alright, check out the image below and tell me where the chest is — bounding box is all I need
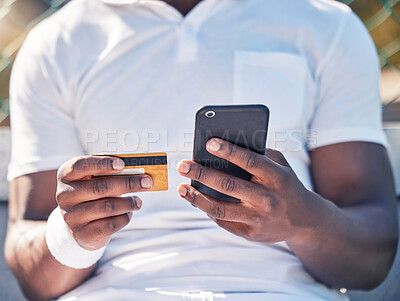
[71,9,317,155]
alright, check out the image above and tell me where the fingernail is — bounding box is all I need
[112,158,125,170]
[207,139,220,152]
[178,185,188,197]
[141,177,153,189]
[133,196,142,208]
[178,161,191,174]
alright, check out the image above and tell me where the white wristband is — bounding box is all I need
[46,206,106,269]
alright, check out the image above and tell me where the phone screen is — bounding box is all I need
[192,105,269,202]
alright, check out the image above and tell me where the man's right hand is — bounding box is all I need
[56,156,153,251]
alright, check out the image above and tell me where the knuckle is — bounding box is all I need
[186,189,196,203]
[91,224,104,237]
[55,190,65,203]
[261,194,277,213]
[71,157,87,172]
[56,187,69,204]
[130,197,138,209]
[270,170,284,189]
[97,158,113,171]
[245,153,258,170]
[79,222,113,249]
[231,210,242,220]
[123,213,130,225]
[106,219,117,233]
[56,166,65,182]
[70,226,83,241]
[187,189,200,206]
[220,177,236,193]
[210,206,226,219]
[224,143,234,159]
[250,213,263,224]
[92,178,109,195]
[194,165,206,181]
[82,201,95,213]
[125,176,139,191]
[58,160,74,181]
[103,199,115,215]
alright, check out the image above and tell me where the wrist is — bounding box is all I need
[46,206,106,269]
[285,189,337,248]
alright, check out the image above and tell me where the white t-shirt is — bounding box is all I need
[8,0,387,300]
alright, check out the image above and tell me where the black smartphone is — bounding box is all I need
[192,104,270,202]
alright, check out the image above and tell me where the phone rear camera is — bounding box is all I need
[205,111,215,118]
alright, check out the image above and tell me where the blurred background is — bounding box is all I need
[0,0,399,127]
[0,0,399,300]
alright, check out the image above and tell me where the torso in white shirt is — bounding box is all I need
[9,0,387,300]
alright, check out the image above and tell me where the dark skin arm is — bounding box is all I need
[4,170,95,301]
[5,156,153,300]
[177,139,398,289]
[294,141,398,289]
[4,0,196,297]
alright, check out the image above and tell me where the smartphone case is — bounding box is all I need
[192,105,269,202]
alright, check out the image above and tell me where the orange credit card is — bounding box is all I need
[93,153,168,191]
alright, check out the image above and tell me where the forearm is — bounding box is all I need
[287,191,398,290]
[5,220,95,301]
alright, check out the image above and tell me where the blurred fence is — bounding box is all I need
[0,0,69,126]
[0,0,400,126]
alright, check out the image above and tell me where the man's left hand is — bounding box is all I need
[177,138,317,244]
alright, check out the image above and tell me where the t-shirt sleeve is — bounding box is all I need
[308,11,388,150]
[7,22,85,181]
